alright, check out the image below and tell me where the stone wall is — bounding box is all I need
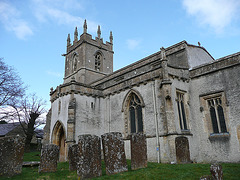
[190,63,240,163]
[42,109,51,145]
[50,94,70,142]
[186,45,214,69]
[74,95,105,139]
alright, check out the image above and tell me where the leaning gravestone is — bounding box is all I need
[77,134,102,179]
[131,132,147,170]
[38,144,59,173]
[210,163,223,180]
[0,136,25,177]
[68,144,79,171]
[101,132,128,175]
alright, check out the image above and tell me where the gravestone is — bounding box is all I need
[101,132,128,175]
[0,136,25,177]
[68,144,79,171]
[38,144,59,173]
[77,134,101,179]
[175,136,191,163]
[131,132,147,170]
[210,164,223,180]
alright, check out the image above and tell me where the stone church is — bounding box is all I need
[43,20,240,163]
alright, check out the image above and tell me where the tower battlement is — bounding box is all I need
[66,20,113,54]
[62,20,114,84]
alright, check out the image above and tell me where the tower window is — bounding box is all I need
[129,93,143,133]
[176,91,188,130]
[73,57,78,72]
[95,53,101,71]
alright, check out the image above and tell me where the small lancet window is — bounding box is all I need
[176,91,188,130]
[95,53,101,71]
[73,56,78,72]
[207,97,227,133]
[129,93,143,133]
[58,100,61,114]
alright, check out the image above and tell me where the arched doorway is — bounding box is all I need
[52,121,66,162]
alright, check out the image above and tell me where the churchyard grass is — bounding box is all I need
[1,151,240,180]
[23,151,41,162]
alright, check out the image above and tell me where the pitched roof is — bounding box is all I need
[0,122,21,136]
[34,128,44,138]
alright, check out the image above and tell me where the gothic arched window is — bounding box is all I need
[207,97,227,133]
[176,91,188,130]
[129,93,143,133]
[95,53,101,71]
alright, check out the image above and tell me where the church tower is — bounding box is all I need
[63,20,114,84]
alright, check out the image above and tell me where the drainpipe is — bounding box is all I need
[108,95,111,132]
[152,81,160,163]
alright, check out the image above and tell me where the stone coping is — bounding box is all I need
[190,51,240,78]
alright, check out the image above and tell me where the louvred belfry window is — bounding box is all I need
[95,53,101,71]
[129,93,143,133]
[73,57,77,72]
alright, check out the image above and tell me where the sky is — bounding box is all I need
[0,0,240,109]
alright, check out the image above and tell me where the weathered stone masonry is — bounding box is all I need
[43,20,240,163]
[38,144,59,173]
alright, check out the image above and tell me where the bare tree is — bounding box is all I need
[0,58,26,108]
[17,94,46,151]
[2,94,47,151]
[0,58,46,151]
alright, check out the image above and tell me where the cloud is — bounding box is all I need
[126,39,141,50]
[0,1,33,39]
[31,0,98,33]
[47,71,62,77]
[182,0,240,33]
[32,0,83,11]
[46,8,83,25]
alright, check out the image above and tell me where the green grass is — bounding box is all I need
[23,151,41,162]
[1,152,240,180]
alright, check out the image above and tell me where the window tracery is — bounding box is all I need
[207,97,227,133]
[129,93,143,133]
[200,92,229,136]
